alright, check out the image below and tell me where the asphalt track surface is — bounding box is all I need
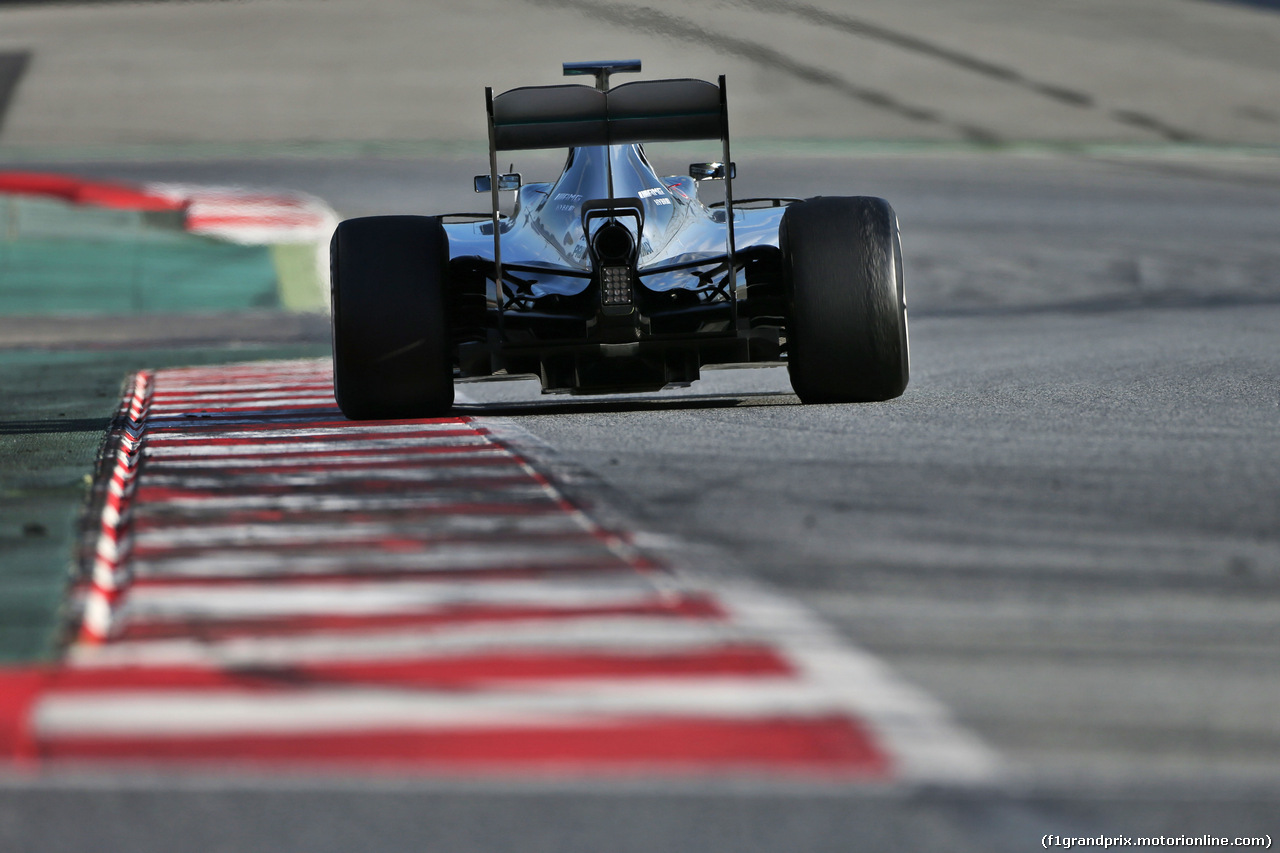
[1,150,1277,852]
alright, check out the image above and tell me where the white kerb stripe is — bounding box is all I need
[120,576,675,618]
[67,616,756,668]
[35,679,858,737]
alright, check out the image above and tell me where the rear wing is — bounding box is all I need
[483,66,737,302]
[486,78,724,151]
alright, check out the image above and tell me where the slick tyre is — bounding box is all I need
[330,215,454,419]
[781,196,909,403]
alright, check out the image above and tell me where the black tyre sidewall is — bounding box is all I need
[782,196,909,403]
[331,215,453,419]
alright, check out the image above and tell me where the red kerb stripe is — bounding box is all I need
[39,716,888,775]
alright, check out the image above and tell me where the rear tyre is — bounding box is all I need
[781,196,909,403]
[330,215,454,419]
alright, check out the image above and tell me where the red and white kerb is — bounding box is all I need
[2,360,995,783]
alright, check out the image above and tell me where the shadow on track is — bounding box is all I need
[452,391,799,418]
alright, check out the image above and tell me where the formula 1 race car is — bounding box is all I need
[330,60,908,418]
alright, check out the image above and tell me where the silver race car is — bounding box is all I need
[330,60,909,418]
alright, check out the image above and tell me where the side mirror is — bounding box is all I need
[689,162,735,181]
[474,173,522,193]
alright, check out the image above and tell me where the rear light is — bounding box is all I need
[602,266,632,305]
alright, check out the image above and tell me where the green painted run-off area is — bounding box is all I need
[0,194,302,314]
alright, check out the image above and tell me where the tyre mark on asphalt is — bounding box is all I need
[524,0,1003,143]
[1209,0,1280,11]
[0,51,31,139]
[532,0,1203,144]
[736,0,1096,107]
[730,0,1203,143]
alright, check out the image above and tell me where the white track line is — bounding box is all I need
[715,587,999,785]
